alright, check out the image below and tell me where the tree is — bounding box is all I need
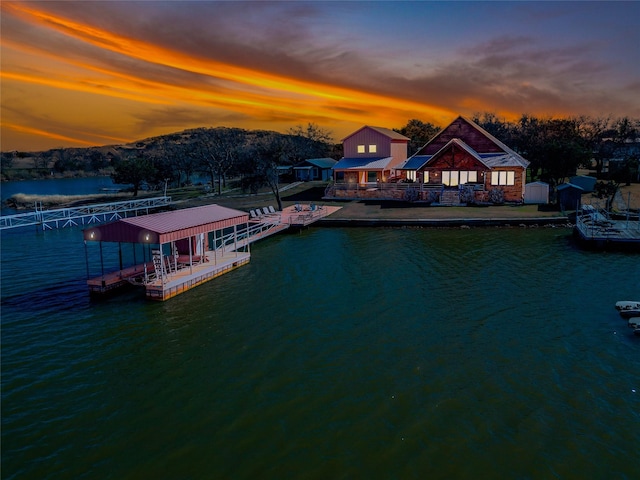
[239,133,293,210]
[287,123,334,163]
[394,119,440,155]
[111,155,156,196]
[512,115,590,187]
[192,127,246,195]
[288,122,333,144]
[471,112,515,145]
[579,116,612,177]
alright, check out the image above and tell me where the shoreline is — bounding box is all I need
[318,216,571,228]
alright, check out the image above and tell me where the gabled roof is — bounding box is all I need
[557,183,584,192]
[84,204,248,244]
[418,138,489,169]
[333,157,394,170]
[415,115,529,168]
[341,126,409,142]
[296,157,337,169]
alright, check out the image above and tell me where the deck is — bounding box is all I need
[144,250,250,300]
[88,250,250,300]
[575,206,640,248]
[279,204,342,227]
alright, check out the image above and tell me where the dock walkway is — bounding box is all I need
[1,196,172,231]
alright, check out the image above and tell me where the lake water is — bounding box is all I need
[1,179,639,479]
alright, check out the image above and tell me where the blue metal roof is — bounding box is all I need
[333,157,393,170]
[303,158,337,169]
[396,155,432,170]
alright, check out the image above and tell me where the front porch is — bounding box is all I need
[324,182,491,205]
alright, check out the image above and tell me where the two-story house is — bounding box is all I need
[332,126,409,185]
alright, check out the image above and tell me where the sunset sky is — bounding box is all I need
[2,1,639,152]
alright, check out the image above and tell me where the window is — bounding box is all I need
[367,171,378,182]
[357,145,365,153]
[407,170,416,181]
[442,171,478,186]
[423,171,429,183]
[368,144,377,153]
[335,171,344,181]
[491,171,515,186]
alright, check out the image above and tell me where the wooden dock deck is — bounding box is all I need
[87,250,250,300]
[279,204,342,227]
[575,206,640,248]
[144,250,250,300]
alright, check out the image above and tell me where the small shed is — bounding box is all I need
[557,183,584,211]
[569,175,597,193]
[524,181,549,204]
[294,158,337,181]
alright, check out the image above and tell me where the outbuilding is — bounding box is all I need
[524,181,550,204]
[557,183,584,211]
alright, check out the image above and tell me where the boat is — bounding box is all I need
[628,318,640,336]
[619,308,640,319]
[615,300,640,311]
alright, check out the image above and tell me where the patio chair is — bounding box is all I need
[268,206,276,214]
[263,207,270,215]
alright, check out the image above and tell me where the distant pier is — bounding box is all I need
[0,196,172,231]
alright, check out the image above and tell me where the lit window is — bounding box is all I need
[407,170,416,181]
[491,171,515,186]
[357,145,365,153]
[423,171,429,183]
[369,144,377,153]
[442,171,478,186]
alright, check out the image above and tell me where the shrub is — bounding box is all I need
[488,188,505,204]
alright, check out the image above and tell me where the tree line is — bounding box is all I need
[2,115,638,202]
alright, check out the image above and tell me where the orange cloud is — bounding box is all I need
[3,123,108,147]
[2,1,455,150]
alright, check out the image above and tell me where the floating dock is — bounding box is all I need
[574,205,640,249]
[84,203,340,300]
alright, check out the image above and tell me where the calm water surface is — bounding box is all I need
[1,181,639,479]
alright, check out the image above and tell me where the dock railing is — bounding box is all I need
[0,196,172,230]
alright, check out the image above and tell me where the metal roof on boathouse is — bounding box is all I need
[83,204,249,244]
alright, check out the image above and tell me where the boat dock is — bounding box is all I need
[84,203,340,300]
[0,196,172,231]
[575,205,640,249]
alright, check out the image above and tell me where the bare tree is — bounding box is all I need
[193,128,246,195]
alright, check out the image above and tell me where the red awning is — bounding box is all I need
[83,204,248,244]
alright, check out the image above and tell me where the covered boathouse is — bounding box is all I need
[83,204,250,301]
